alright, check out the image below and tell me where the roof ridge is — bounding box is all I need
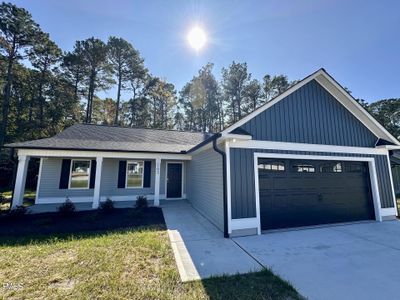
[74,123,214,135]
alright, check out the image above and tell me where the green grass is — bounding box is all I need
[0,190,36,211]
[0,226,302,299]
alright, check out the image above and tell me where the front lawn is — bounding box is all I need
[0,208,302,299]
[0,189,36,211]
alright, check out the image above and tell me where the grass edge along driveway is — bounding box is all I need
[0,208,303,300]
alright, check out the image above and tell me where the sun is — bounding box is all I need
[187,26,207,51]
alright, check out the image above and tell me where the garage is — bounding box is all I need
[258,158,376,230]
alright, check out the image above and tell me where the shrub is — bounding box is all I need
[58,198,76,216]
[99,198,115,213]
[135,195,148,210]
[8,205,28,219]
[0,193,6,204]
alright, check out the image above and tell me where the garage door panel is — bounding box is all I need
[258,158,375,230]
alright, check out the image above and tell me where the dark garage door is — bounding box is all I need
[258,158,375,230]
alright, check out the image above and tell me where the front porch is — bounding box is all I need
[12,148,190,211]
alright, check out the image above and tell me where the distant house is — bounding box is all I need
[6,69,400,237]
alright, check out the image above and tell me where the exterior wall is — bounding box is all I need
[238,80,378,147]
[160,160,187,196]
[187,147,224,231]
[37,157,187,203]
[392,166,400,196]
[38,158,95,200]
[230,148,395,219]
[100,158,155,198]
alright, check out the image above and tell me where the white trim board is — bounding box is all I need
[17,149,191,160]
[221,69,400,145]
[35,194,167,204]
[249,152,385,235]
[229,140,389,155]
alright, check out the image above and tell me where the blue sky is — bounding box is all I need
[10,0,400,102]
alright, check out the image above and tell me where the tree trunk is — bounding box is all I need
[0,49,15,149]
[114,68,122,125]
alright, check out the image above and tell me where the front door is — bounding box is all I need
[166,163,183,198]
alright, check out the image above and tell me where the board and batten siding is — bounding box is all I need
[392,166,400,195]
[230,148,395,219]
[238,80,378,147]
[187,147,224,231]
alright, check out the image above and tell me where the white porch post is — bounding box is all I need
[12,155,30,208]
[92,156,103,209]
[154,158,161,206]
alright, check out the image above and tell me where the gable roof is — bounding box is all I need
[222,68,400,146]
[5,124,213,154]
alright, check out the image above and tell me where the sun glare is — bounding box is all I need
[187,26,207,51]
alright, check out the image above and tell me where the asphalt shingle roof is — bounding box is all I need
[5,124,214,153]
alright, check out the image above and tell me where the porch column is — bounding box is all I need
[92,156,103,209]
[12,155,30,208]
[154,158,161,206]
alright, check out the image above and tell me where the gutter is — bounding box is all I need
[212,133,229,238]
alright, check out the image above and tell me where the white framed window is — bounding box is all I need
[320,162,342,173]
[126,160,144,188]
[258,162,285,172]
[69,159,91,189]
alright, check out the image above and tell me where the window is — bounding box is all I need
[258,162,285,172]
[126,161,144,188]
[346,163,366,173]
[320,162,342,173]
[292,164,315,173]
[69,160,91,189]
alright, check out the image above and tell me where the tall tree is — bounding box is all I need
[243,78,262,114]
[368,99,400,139]
[0,2,41,147]
[107,36,145,125]
[79,37,113,123]
[29,32,62,128]
[179,63,220,132]
[262,74,290,101]
[221,61,251,124]
[62,41,86,109]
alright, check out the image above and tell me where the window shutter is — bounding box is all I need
[89,160,96,189]
[118,160,127,188]
[143,161,152,188]
[59,159,71,189]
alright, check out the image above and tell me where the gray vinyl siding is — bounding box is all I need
[100,158,155,197]
[230,148,395,219]
[38,158,94,198]
[38,157,188,201]
[238,80,378,147]
[187,147,224,231]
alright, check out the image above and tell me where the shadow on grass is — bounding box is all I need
[0,207,165,246]
[199,269,302,300]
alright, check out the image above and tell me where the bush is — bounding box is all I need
[99,198,114,213]
[58,198,76,216]
[135,195,148,210]
[8,205,27,219]
[0,193,6,204]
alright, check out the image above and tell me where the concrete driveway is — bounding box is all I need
[234,221,400,300]
[162,201,262,281]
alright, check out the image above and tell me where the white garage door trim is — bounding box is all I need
[253,153,383,234]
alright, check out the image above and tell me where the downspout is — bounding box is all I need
[212,133,229,238]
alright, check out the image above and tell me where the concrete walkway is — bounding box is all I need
[162,201,262,281]
[234,221,400,300]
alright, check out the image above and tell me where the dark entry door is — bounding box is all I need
[258,158,375,230]
[167,163,182,198]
